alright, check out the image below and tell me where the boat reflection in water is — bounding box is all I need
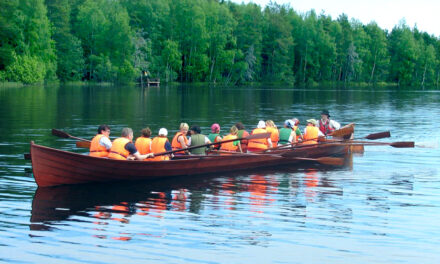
[30,156,352,241]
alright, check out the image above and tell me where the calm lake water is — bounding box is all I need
[0,84,439,263]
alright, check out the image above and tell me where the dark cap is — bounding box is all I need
[321,110,330,117]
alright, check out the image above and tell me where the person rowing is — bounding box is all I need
[319,110,340,136]
[150,128,173,161]
[302,119,324,145]
[89,125,112,157]
[188,125,211,155]
[265,120,279,148]
[235,122,249,153]
[171,123,189,155]
[108,128,154,160]
[278,120,297,145]
[134,127,152,159]
[291,118,303,142]
[208,123,222,150]
[247,120,273,152]
[220,125,243,153]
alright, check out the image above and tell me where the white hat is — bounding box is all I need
[257,120,266,129]
[158,128,168,136]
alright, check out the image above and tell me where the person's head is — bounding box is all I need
[121,127,133,140]
[179,123,189,135]
[266,120,275,128]
[257,120,266,129]
[230,125,238,135]
[211,123,220,133]
[321,110,330,121]
[306,119,318,126]
[158,128,168,137]
[190,125,201,135]
[235,122,245,130]
[141,127,152,137]
[291,118,300,126]
[98,125,110,137]
[284,120,293,128]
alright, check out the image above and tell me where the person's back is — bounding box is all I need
[279,127,292,145]
[235,122,249,153]
[248,121,272,151]
[265,121,279,148]
[303,119,319,145]
[135,137,152,155]
[150,136,170,161]
[190,134,207,155]
[134,127,153,157]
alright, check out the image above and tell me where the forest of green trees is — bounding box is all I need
[1,0,439,87]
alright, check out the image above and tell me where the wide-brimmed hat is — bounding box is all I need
[321,110,330,117]
[307,119,318,126]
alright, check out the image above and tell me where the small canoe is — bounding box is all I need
[30,141,348,187]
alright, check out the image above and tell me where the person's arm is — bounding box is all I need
[288,132,294,143]
[178,135,187,148]
[318,130,325,137]
[205,136,211,144]
[100,136,112,150]
[237,141,243,153]
[165,141,174,158]
[267,138,273,148]
[188,137,192,146]
[126,142,154,160]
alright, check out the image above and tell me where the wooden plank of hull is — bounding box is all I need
[31,142,297,187]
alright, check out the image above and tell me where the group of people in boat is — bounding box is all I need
[89,110,340,161]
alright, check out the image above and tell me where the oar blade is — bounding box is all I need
[51,129,70,139]
[390,141,415,148]
[76,141,91,148]
[316,157,345,166]
[365,131,391,140]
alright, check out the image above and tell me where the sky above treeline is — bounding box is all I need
[231,0,439,37]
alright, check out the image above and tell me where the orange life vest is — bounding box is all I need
[248,128,268,150]
[89,134,110,157]
[150,136,170,161]
[266,127,279,148]
[303,125,319,144]
[108,137,131,160]
[171,132,188,154]
[220,134,239,151]
[135,137,152,155]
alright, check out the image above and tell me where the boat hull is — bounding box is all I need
[30,142,348,187]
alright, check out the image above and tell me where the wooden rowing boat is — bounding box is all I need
[30,141,348,187]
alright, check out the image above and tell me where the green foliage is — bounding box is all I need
[1,0,440,87]
[6,55,46,84]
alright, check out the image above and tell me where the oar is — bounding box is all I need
[208,150,344,166]
[285,156,345,166]
[52,129,91,142]
[76,141,91,148]
[351,141,415,148]
[154,133,271,157]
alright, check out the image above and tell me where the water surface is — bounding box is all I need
[0,84,439,263]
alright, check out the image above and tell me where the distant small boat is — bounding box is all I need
[30,142,348,187]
